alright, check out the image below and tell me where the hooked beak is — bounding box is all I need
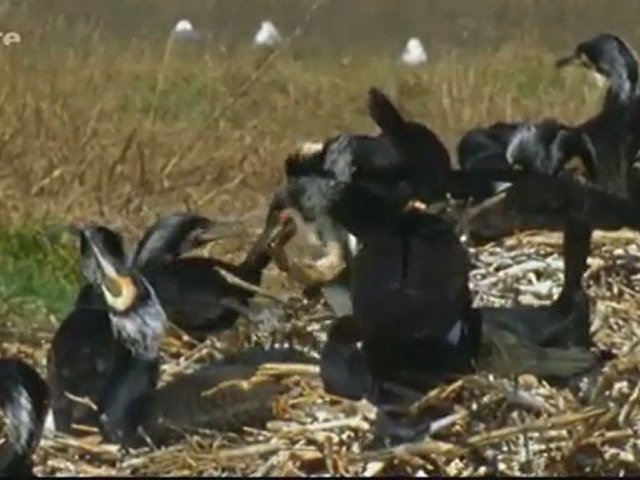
[555,51,593,70]
[555,52,578,69]
[82,228,138,312]
[263,210,298,252]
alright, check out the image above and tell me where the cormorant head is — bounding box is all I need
[81,226,167,360]
[131,212,241,267]
[556,33,639,103]
[65,224,126,288]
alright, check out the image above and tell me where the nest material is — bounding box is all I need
[3,229,640,476]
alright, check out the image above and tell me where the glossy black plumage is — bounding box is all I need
[556,33,639,107]
[321,208,603,407]
[48,213,260,437]
[320,316,370,401]
[131,213,223,267]
[140,235,272,340]
[46,226,123,436]
[0,358,49,478]
[348,211,480,394]
[455,121,523,201]
[557,34,640,205]
[80,227,316,447]
[465,122,640,244]
[278,88,522,242]
[135,213,269,338]
[73,226,166,444]
[281,88,453,237]
[458,33,640,235]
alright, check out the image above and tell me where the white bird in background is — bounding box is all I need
[401,37,428,65]
[253,20,283,47]
[170,19,201,42]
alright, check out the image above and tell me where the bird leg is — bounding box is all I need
[136,425,159,451]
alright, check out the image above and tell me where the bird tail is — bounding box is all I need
[367,87,407,139]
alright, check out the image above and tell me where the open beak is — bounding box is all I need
[555,51,593,70]
[263,211,298,252]
[555,52,578,69]
[82,228,138,312]
[266,209,347,286]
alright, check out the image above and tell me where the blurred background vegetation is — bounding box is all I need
[0,0,638,330]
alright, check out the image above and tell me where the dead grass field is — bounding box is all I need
[2,1,638,233]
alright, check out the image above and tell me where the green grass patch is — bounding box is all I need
[0,225,80,331]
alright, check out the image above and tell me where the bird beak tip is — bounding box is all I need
[554,53,576,69]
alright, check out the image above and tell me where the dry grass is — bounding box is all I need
[1,5,640,477]
[0,14,617,234]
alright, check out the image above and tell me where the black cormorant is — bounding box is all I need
[457,33,640,223]
[47,213,270,437]
[79,226,315,447]
[0,358,49,477]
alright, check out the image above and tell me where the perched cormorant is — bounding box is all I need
[80,226,315,447]
[47,213,267,437]
[317,124,607,401]
[464,121,640,243]
[47,226,125,437]
[263,88,523,321]
[279,87,522,242]
[350,210,480,394]
[555,33,640,205]
[456,33,640,220]
[0,358,49,478]
[281,87,453,238]
[139,220,275,340]
[319,208,603,407]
